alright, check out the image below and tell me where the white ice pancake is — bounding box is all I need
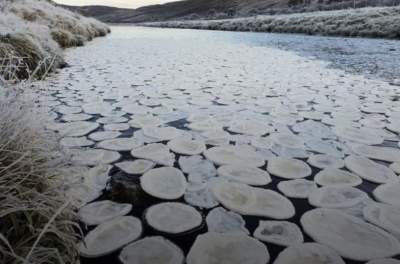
[309,186,368,208]
[60,136,94,148]
[314,168,362,187]
[119,236,184,264]
[217,165,271,186]
[79,216,142,258]
[277,179,317,199]
[97,137,143,151]
[270,133,305,149]
[307,154,344,169]
[128,115,163,128]
[212,181,295,219]
[363,203,400,241]
[374,181,400,207]
[56,121,99,137]
[206,207,249,234]
[274,243,345,264]
[334,126,384,145]
[78,200,132,226]
[140,167,187,200]
[116,160,155,175]
[204,145,265,167]
[88,131,121,141]
[267,157,312,179]
[345,155,398,184]
[254,221,304,247]
[187,233,269,264]
[131,143,175,167]
[70,149,121,165]
[352,144,400,163]
[167,138,206,155]
[143,126,185,141]
[301,208,400,261]
[145,202,202,234]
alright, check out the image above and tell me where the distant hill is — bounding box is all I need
[61,0,400,23]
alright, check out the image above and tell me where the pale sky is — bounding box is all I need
[54,0,177,9]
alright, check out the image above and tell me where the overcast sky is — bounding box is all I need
[53,0,178,9]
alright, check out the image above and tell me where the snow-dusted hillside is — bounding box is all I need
[143,6,400,39]
[0,0,110,80]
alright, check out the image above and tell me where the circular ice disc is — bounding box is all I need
[78,200,132,226]
[301,208,400,261]
[374,182,400,207]
[204,145,265,167]
[213,181,295,219]
[254,221,304,247]
[145,202,202,234]
[59,121,99,137]
[70,149,121,166]
[98,138,143,151]
[116,160,155,175]
[309,186,368,208]
[274,243,345,264]
[390,162,400,174]
[352,145,400,163]
[60,137,94,148]
[187,233,269,264]
[270,133,305,149]
[89,131,121,141]
[143,126,184,141]
[79,216,142,258]
[307,154,344,169]
[334,126,384,145]
[128,115,163,128]
[140,167,187,200]
[131,143,175,167]
[277,179,317,199]
[167,138,206,155]
[227,119,272,136]
[119,236,184,264]
[217,165,271,186]
[345,155,398,184]
[363,203,400,241]
[206,207,249,234]
[267,157,312,179]
[314,168,362,187]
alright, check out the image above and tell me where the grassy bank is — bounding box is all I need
[0,83,80,263]
[0,0,110,80]
[142,6,400,39]
[0,1,108,263]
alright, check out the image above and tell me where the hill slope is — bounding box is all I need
[62,0,399,23]
[62,0,288,22]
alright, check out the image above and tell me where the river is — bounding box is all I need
[36,26,400,264]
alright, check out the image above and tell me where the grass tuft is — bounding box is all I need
[0,64,80,264]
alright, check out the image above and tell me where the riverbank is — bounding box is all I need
[0,0,110,80]
[142,6,400,39]
[0,1,109,263]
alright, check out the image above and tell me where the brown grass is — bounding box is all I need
[0,33,63,80]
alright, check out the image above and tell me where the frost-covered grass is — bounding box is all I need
[0,1,108,261]
[0,0,110,79]
[0,81,80,263]
[143,6,400,39]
